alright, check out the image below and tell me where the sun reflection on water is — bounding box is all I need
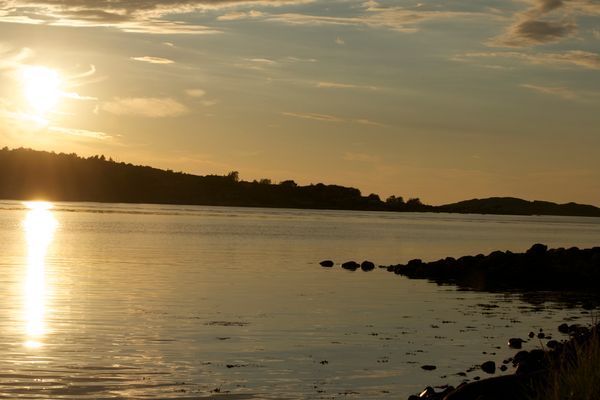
[22,201,57,348]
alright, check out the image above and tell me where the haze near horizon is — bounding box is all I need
[0,0,599,206]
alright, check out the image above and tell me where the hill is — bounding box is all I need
[439,197,600,217]
[0,147,428,211]
[1,147,599,217]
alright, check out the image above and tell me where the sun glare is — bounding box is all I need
[22,201,57,348]
[20,66,62,116]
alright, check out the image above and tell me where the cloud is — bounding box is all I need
[282,111,343,123]
[61,92,98,101]
[0,1,314,34]
[282,111,385,127]
[0,45,32,70]
[353,118,386,127]
[456,50,600,70]
[49,126,114,140]
[185,88,206,97]
[217,9,264,21]
[316,81,378,90]
[102,97,189,117]
[520,83,579,100]
[131,56,175,64]
[263,2,487,33]
[489,0,600,47]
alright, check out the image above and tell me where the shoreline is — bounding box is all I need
[408,321,600,400]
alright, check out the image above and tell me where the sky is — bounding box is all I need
[0,0,599,205]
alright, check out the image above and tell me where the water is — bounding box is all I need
[0,200,599,399]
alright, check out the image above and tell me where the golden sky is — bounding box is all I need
[0,0,599,205]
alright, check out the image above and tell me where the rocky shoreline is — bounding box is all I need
[320,244,600,399]
[407,321,599,400]
[321,244,600,292]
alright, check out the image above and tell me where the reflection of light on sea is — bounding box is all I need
[23,201,57,348]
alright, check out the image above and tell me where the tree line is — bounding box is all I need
[0,147,431,211]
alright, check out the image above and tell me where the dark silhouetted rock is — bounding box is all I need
[527,243,548,256]
[341,261,359,271]
[421,365,437,371]
[558,323,569,334]
[528,331,535,338]
[319,260,334,267]
[508,338,524,349]
[499,365,508,372]
[481,361,496,374]
[360,261,375,271]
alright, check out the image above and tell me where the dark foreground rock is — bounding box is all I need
[386,244,600,291]
[319,260,334,267]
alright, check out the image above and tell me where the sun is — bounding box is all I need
[20,66,62,116]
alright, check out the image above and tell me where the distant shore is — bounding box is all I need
[2,147,600,218]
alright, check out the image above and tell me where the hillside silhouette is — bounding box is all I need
[1,147,599,217]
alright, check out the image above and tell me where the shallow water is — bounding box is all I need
[0,201,599,399]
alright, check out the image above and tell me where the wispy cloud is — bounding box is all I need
[264,2,489,33]
[103,97,189,118]
[317,81,378,91]
[282,111,343,123]
[185,88,206,97]
[217,9,264,21]
[49,126,114,141]
[0,45,32,70]
[0,0,313,34]
[282,111,385,127]
[455,50,600,70]
[520,83,579,100]
[131,56,175,64]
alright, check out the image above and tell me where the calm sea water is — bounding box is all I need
[1,200,599,399]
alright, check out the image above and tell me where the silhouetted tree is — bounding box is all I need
[227,171,239,183]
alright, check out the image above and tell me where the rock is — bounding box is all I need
[341,261,359,271]
[360,260,375,271]
[537,332,545,339]
[444,374,533,400]
[421,365,437,371]
[499,365,508,372]
[546,340,560,349]
[508,338,524,349]
[558,323,569,334]
[319,260,334,267]
[528,331,535,338]
[419,387,435,397]
[527,243,548,256]
[481,361,496,374]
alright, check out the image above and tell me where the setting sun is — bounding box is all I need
[20,66,62,116]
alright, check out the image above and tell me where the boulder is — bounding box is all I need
[341,261,359,271]
[508,338,524,349]
[481,361,496,374]
[361,261,375,271]
[319,260,334,267]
